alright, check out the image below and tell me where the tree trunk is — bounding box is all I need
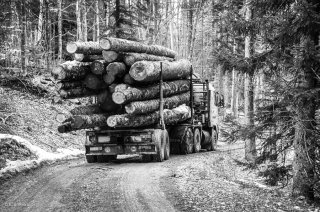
[123,53,174,66]
[99,37,177,58]
[97,90,121,112]
[90,60,108,75]
[56,81,83,91]
[37,0,44,43]
[82,0,88,41]
[107,104,191,128]
[292,32,319,200]
[244,0,256,163]
[58,0,62,62]
[231,68,238,117]
[59,87,100,99]
[20,0,26,75]
[58,114,111,133]
[95,0,100,41]
[103,62,127,85]
[84,74,107,90]
[74,54,104,62]
[70,104,103,115]
[102,50,124,63]
[76,0,82,41]
[112,79,190,104]
[125,92,190,115]
[51,61,91,81]
[129,59,191,83]
[66,41,103,54]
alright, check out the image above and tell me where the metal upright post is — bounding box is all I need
[190,65,194,124]
[159,62,165,130]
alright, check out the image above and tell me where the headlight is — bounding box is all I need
[86,132,97,145]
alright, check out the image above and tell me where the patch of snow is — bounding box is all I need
[0,134,84,178]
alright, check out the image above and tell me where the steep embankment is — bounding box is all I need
[0,77,87,178]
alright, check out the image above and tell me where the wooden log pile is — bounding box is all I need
[52,37,192,132]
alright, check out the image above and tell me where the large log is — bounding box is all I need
[59,87,100,99]
[58,114,110,133]
[125,92,190,115]
[112,80,190,104]
[129,59,191,83]
[84,74,107,90]
[99,37,177,58]
[74,54,104,62]
[107,104,191,128]
[70,104,103,115]
[51,61,91,81]
[123,53,174,66]
[123,73,136,85]
[66,41,103,54]
[56,81,83,91]
[97,90,121,112]
[91,60,109,75]
[103,62,127,85]
[102,50,124,63]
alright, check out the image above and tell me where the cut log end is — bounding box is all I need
[100,38,111,50]
[129,62,153,81]
[112,92,126,104]
[124,104,134,114]
[66,42,77,54]
[106,116,117,128]
[102,50,119,62]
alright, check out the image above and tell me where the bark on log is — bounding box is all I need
[74,54,103,62]
[123,73,136,85]
[102,50,124,63]
[97,90,121,112]
[56,81,83,90]
[112,80,190,104]
[84,74,107,90]
[51,61,91,81]
[91,60,109,75]
[103,62,127,85]
[70,104,103,115]
[129,59,191,83]
[66,41,103,54]
[123,52,174,66]
[125,92,190,115]
[59,87,100,99]
[58,114,111,133]
[107,104,191,128]
[99,37,177,58]
[112,84,130,93]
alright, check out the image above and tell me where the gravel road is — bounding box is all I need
[0,143,317,212]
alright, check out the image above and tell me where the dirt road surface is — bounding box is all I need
[0,143,315,212]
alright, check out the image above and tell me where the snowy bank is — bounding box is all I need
[0,134,84,178]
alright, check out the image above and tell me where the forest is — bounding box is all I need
[0,0,319,203]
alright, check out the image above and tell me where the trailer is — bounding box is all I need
[84,65,222,163]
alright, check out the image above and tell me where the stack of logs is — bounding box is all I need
[53,37,192,133]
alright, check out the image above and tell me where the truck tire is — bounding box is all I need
[163,130,170,160]
[180,127,193,154]
[152,129,164,162]
[97,155,117,163]
[86,155,97,163]
[193,128,201,153]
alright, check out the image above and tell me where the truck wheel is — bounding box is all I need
[97,155,116,163]
[152,129,164,162]
[86,155,97,163]
[163,130,170,160]
[180,128,193,154]
[193,128,201,153]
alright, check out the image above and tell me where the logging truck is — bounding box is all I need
[84,65,221,163]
